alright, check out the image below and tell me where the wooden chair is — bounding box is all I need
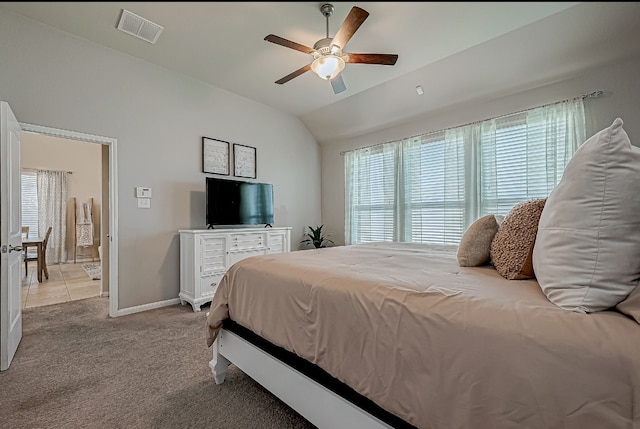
[22,226,32,275]
[24,226,52,279]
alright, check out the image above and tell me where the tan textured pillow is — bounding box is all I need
[457,214,501,267]
[490,198,546,280]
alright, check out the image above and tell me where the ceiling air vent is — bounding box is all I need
[117,9,163,44]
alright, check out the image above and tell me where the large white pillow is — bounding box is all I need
[532,118,640,313]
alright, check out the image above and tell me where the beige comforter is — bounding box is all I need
[206,242,640,429]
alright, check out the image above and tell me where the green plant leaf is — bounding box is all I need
[300,224,333,248]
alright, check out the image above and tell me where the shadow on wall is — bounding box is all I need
[161,233,180,298]
[190,190,206,228]
[274,205,288,228]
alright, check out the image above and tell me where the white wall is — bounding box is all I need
[321,55,640,246]
[0,10,321,309]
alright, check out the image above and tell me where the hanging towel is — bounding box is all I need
[76,201,93,246]
[84,202,92,224]
[77,223,93,247]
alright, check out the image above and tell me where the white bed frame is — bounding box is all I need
[210,327,394,429]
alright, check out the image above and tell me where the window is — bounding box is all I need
[345,99,586,245]
[402,132,465,245]
[21,170,39,238]
[345,143,397,243]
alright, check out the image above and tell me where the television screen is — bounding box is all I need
[206,177,274,227]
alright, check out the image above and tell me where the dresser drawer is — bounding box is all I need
[229,248,266,266]
[200,273,224,297]
[230,233,265,251]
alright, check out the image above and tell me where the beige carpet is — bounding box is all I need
[0,297,314,429]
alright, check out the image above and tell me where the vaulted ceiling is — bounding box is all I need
[2,2,639,143]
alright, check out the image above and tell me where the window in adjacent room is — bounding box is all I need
[21,169,39,238]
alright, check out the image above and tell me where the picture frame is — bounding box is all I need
[233,144,257,179]
[202,137,230,175]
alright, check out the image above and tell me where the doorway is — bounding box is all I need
[19,123,119,317]
[21,133,101,307]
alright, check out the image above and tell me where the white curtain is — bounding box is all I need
[479,99,586,217]
[344,97,586,245]
[345,143,398,244]
[37,170,68,264]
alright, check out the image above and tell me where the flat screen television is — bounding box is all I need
[206,177,274,228]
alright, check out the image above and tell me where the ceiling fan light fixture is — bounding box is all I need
[311,55,345,80]
[264,4,397,93]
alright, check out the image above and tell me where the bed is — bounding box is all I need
[205,242,640,429]
[205,117,640,428]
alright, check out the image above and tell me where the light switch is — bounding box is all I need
[137,198,151,209]
[136,187,152,198]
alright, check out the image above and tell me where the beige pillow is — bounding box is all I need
[490,198,546,280]
[533,118,640,314]
[457,214,501,267]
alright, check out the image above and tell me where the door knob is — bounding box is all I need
[9,245,23,252]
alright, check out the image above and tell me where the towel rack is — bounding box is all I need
[73,197,96,263]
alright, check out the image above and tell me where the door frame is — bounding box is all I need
[19,123,119,318]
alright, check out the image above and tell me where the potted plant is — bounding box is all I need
[301,225,334,249]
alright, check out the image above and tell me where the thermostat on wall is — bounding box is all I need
[136,187,152,198]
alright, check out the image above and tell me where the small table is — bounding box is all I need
[22,236,45,282]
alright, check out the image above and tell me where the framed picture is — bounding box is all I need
[202,137,230,175]
[233,144,257,179]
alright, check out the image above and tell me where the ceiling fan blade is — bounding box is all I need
[264,34,314,54]
[330,74,346,94]
[331,7,369,50]
[275,64,311,85]
[344,53,398,66]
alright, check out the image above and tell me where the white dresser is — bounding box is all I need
[179,227,291,312]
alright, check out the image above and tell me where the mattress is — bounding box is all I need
[206,242,640,428]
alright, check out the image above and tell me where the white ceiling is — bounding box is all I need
[2,2,640,143]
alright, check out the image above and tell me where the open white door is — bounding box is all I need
[0,101,22,371]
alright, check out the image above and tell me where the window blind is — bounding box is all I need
[21,170,39,238]
[345,143,397,243]
[344,98,586,245]
[402,132,466,245]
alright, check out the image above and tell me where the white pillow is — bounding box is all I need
[532,118,640,313]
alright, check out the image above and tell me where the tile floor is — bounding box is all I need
[21,262,102,309]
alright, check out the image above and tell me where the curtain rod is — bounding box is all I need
[339,90,603,156]
[23,168,73,174]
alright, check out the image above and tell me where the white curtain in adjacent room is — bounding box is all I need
[344,97,586,245]
[37,169,68,264]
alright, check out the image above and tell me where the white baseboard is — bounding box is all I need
[115,297,181,317]
[100,291,109,298]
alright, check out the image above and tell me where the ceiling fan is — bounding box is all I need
[264,3,398,94]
